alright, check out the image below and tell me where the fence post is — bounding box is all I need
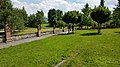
[5,24,11,43]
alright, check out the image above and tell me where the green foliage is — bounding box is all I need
[48,8,63,33]
[91,6,111,33]
[0,0,12,10]
[28,14,36,27]
[0,8,26,32]
[21,7,28,26]
[36,10,44,25]
[0,0,27,32]
[27,10,44,28]
[48,9,63,27]
[63,11,81,24]
[0,28,119,67]
[81,3,92,27]
[63,11,81,33]
[56,9,63,20]
[100,0,105,7]
[112,0,120,27]
[91,7,111,24]
[57,20,66,28]
[0,9,12,25]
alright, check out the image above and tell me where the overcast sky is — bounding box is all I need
[11,0,118,17]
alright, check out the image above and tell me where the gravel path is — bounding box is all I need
[0,31,68,49]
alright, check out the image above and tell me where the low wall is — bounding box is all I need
[0,30,64,43]
[11,32,37,41]
[0,37,4,43]
[11,30,63,41]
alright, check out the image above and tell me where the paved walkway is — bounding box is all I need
[0,31,68,49]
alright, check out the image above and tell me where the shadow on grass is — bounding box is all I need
[115,32,120,34]
[81,32,102,36]
[58,32,75,36]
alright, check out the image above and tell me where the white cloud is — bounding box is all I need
[11,0,118,17]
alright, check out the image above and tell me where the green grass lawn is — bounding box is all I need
[0,28,120,67]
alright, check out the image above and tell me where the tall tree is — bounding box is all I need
[0,0,27,32]
[57,9,63,21]
[100,0,105,7]
[81,3,92,29]
[91,7,111,34]
[112,0,120,27]
[36,10,44,30]
[0,0,12,29]
[21,7,28,26]
[63,11,81,33]
[0,0,12,10]
[48,9,63,27]
[57,20,66,32]
[48,9,63,34]
[28,14,36,27]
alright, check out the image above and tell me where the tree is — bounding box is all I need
[28,14,36,27]
[81,3,92,29]
[0,0,12,29]
[0,8,26,32]
[0,0,12,10]
[100,0,105,7]
[57,9,63,21]
[91,7,111,34]
[112,0,120,27]
[63,11,81,33]
[36,10,44,30]
[57,20,66,32]
[0,9,12,28]
[48,9,63,26]
[9,8,26,32]
[0,0,27,32]
[48,9,63,34]
[21,7,28,26]
[27,11,44,29]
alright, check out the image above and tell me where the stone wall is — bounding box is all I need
[11,32,37,41]
[0,36,4,43]
[0,38,3,43]
[0,30,64,43]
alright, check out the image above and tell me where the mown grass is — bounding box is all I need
[0,28,120,67]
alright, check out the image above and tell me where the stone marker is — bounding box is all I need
[5,24,11,43]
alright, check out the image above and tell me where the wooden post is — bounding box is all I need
[5,24,11,43]
[37,25,41,37]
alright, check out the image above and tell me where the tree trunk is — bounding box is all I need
[80,26,82,30]
[40,24,42,30]
[62,27,64,32]
[98,23,102,34]
[53,24,55,34]
[79,25,80,29]
[68,25,70,33]
[87,26,88,29]
[37,24,41,37]
[72,24,74,33]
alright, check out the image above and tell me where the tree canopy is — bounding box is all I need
[0,0,27,32]
[112,0,120,27]
[63,11,81,24]
[90,0,111,34]
[63,11,81,33]
[48,9,63,27]
[81,3,92,28]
